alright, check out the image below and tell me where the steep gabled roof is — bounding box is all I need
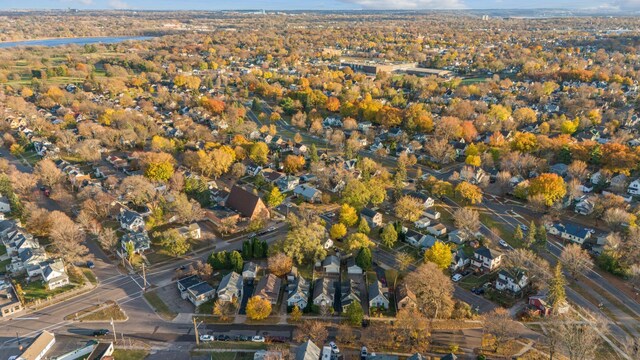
[225,185,264,218]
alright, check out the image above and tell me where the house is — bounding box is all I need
[628,179,640,196]
[447,229,466,244]
[408,192,435,209]
[470,246,503,273]
[395,283,417,311]
[322,255,340,274]
[177,223,201,239]
[360,208,383,228]
[86,342,115,360]
[287,276,310,309]
[405,229,428,247]
[547,223,592,245]
[217,272,243,303]
[186,282,216,306]
[296,340,322,360]
[574,198,595,215]
[495,268,529,293]
[177,275,202,297]
[254,274,282,305]
[17,330,55,360]
[341,279,361,311]
[246,164,263,177]
[427,223,447,236]
[117,209,145,232]
[323,238,333,250]
[242,262,259,280]
[549,163,568,177]
[414,217,431,229]
[0,196,10,213]
[276,175,300,192]
[346,257,363,275]
[312,278,334,307]
[450,249,470,272]
[292,143,308,155]
[424,209,441,220]
[293,184,322,203]
[120,232,150,254]
[368,280,389,310]
[440,354,458,360]
[528,294,569,316]
[0,282,23,318]
[41,259,70,290]
[225,185,270,220]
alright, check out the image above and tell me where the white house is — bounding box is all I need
[424,209,441,220]
[321,255,340,274]
[0,197,11,213]
[495,268,529,293]
[118,209,145,232]
[41,259,70,290]
[368,280,389,310]
[471,246,503,273]
[628,179,640,196]
[427,223,447,236]
[217,272,243,303]
[287,276,310,309]
[346,257,363,275]
[547,223,592,245]
[242,262,259,280]
[414,217,431,229]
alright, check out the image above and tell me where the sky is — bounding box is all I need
[3,0,640,11]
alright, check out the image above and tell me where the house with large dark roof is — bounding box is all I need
[470,246,503,273]
[225,185,270,220]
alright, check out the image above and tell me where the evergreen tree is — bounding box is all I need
[242,240,253,259]
[358,217,371,235]
[229,251,244,273]
[309,143,319,163]
[548,264,567,313]
[513,226,524,242]
[355,247,373,271]
[535,224,547,245]
[525,221,537,247]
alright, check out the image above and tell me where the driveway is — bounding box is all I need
[155,283,196,314]
[238,282,254,315]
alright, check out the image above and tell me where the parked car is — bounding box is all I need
[361,346,368,358]
[329,341,340,354]
[86,261,95,269]
[93,329,110,336]
[519,224,529,232]
[252,335,265,342]
[451,273,463,282]
[498,239,509,248]
[267,226,276,232]
[199,334,214,342]
[216,335,230,341]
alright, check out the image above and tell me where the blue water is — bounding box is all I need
[0,36,154,49]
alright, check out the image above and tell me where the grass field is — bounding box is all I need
[143,290,177,320]
[83,269,98,285]
[111,349,148,360]
[21,280,75,302]
[81,303,127,321]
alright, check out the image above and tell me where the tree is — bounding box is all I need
[293,321,328,344]
[396,252,414,272]
[455,181,483,204]
[170,193,204,224]
[330,223,347,240]
[503,248,551,290]
[246,296,271,320]
[339,203,359,227]
[535,223,547,245]
[465,155,481,167]
[547,316,603,360]
[528,173,567,206]
[156,229,190,257]
[119,175,155,206]
[357,217,370,235]
[395,195,423,223]
[344,302,364,326]
[406,262,454,319]
[282,214,327,264]
[513,226,523,242]
[290,305,303,322]
[345,232,374,251]
[560,243,593,279]
[267,252,293,276]
[125,241,135,264]
[229,250,244,273]
[453,207,480,239]
[548,264,567,313]
[34,159,62,188]
[49,211,89,263]
[424,241,453,270]
[264,187,285,208]
[511,132,537,153]
[142,152,175,182]
[356,247,372,271]
[283,155,305,173]
[213,299,237,321]
[380,223,398,248]
[98,227,118,254]
[483,308,518,352]
[392,308,431,353]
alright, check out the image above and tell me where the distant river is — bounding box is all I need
[0,36,154,49]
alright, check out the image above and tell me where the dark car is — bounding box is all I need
[93,329,110,336]
[86,261,95,269]
[216,335,230,341]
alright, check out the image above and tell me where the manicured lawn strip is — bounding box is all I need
[80,303,127,321]
[111,349,148,360]
[83,269,98,285]
[143,290,176,320]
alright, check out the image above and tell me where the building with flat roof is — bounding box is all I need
[0,282,23,318]
[17,330,55,360]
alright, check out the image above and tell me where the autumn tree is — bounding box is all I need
[246,296,272,320]
[141,152,175,182]
[213,299,237,321]
[424,241,453,270]
[380,223,398,248]
[267,252,293,277]
[455,181,483,204]
[49,211,89,263]
[560,243,593,279]
[345,232,374,251]
[344,302,364,326]
[264,186,285,208]
[528,173,566,206]
[453,207,480,239]
[330,223,347,239]
[249,142,269,165]
[339,203,359,227]
[395,195,423,223]
[483,308,519,352]
[406,262,454,319]
[170,193,204,224]
[283,155,305,174]
[281,214,327,264]
[357,217,370,235]
[34,159,62,188]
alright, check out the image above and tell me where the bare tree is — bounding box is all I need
[547,315,604,360]
[293,321,328,344]
[34,159,63,188]
[560,243,593,279]
[119,175,156,206]
[49,211,89,262]
[427,138,456,164]
[453,207,480,239]
[483,308,519,352]
[567,160,588,181]
[170,192,204,224]
[503,248,551,290]
[496,170,512,195]
[98,227,118,254]
[405,262,454,319]
[267,252,293,277]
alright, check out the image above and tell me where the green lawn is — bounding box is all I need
[198,341,267,350]
[82,269,98,285]
[457,273,492,291]
[479,213,523,248]
[21,280,75,302]
[0,258,10,274]
[197,299,215,314]
[111,349,148,360]
[0,244,6,256]
[81,303,127,321]
[143,291,176,320]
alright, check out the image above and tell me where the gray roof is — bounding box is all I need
[218,271,242,295]
[187,282,215,297]
[296,340,321,360]
[360,208,379,218]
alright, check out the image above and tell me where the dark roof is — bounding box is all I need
[187,282,215,297]
[440,353,458,360]
[225,185,263,218]
[177,275,201,291]
[475,246,501,259]
[360,208,379,218]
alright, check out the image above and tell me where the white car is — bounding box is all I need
[252,335,265,342]
[451,273,463,282]
[199,334,214,342]
[498,239,509,248]
[329,341,340,354]
[267,226,276,232]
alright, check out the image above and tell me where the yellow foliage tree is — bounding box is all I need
[246,296,272,320]
[455,181,483,204]
[424,241,453,270]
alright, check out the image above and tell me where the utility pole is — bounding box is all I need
[193,317,200,345]
[110,318,117,344]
